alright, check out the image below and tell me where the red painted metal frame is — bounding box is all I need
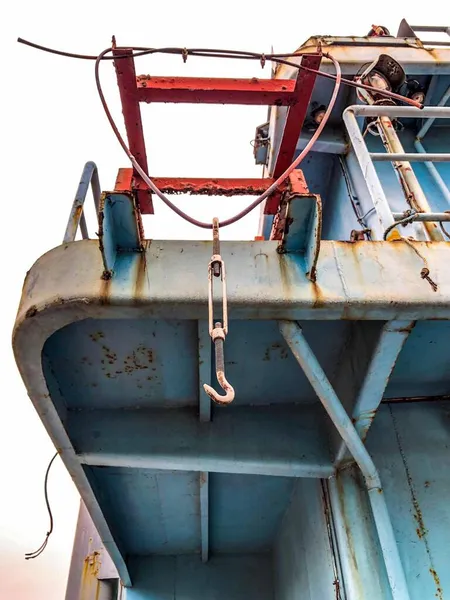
[136,76,297,105]
[112,49,320,216]
[272,55,322,178]
[113,48,153,213]
[115,169,287,206]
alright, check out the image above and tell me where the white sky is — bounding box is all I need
[1,2,446,598]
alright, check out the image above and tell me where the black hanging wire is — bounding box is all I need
[25,452,59,560]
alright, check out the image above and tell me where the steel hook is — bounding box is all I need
[203,322,235,406]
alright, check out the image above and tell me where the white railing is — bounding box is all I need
[342,105,450,240]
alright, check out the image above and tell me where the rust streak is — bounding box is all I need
[134,241,150,301]
[390,406,443,599]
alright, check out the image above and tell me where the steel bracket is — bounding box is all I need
[272,192,322,282]
[98,192,144,279]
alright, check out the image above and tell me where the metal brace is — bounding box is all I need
[203,218,235,405]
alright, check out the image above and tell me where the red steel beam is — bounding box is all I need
[114,169,287,214]
[113,48,153,213]
[136,76,297,105]
[272,54,322,181]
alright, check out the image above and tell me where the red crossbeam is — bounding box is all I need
[115,169,287,213]
[113,48,320,217]
[136,76,297,105]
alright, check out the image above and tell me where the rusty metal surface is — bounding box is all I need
[272,54,321,178]
[274,38,450,79]
[13,239,450,325]
[112,48,152,214]
[136,75,298,105]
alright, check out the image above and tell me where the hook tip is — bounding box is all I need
[203,383,235,406]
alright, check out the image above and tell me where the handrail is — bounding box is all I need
[63,162,101,244]
[343,105,450,240]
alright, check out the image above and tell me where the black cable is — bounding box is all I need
[383,210,417,240]
[25,452,58,560]
[17,38,423,108]
[440,221,450,240]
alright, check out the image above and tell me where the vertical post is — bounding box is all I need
[279,321,411,600]
[342,109,397,240]
[272,54,321,179]
[414,140,450,204]
[198,320,211,561]
[65,501,119,600]
[377,116,443,241]
[113,48,153,213]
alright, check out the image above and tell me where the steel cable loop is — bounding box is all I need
[94,47,342,228]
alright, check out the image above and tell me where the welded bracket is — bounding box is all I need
[98,192,144,279]
[272,193,322,281]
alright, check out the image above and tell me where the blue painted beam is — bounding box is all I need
[197,321,211,562]
[198,321,211,422]
[68,406,334,478]
[200,472,209,563]
[296,127,347,155]
[333,320,414,464]
[15,240,450,322]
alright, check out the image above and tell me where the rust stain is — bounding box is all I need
[335,474,364,597]
[311,280,325,309]
[430,569,443,599]
[123,345,155,374]
[390,406,443,598]
[89,331,105,342]
[102,345,117,364]
[25,305,38,318]
[99,276,111,305]
[278,254,294,300]
[135,240,150,301]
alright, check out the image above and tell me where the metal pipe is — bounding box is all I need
[417,84,450,141]
[342,109,395,240]
[393,211,450,222]
[410,25,450,33]
[376,116,443,241]
[414,140,450,205]
[63,161,100,244]
[348,105,450,119]
[370,152,450,162]
[279,321,411,600]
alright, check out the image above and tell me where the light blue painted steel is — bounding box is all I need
[43,319,199,409]
[328,469,391,600]
[69,405,334,478]
[386,320,450,398]
[210,473,294,553]
[199,472,209,562]
[98,192,143,277]
[16,240,450,322]
[274,479,337,600]
[279,321,411,600]
[333,402,450,600]
[367,402,450,600]
[126,555,275,599]
[296,127,347,155]
[343,108,396,240]
[335,320,414,464]
[280,194,322,280]
[414,139,450,204]
[197,321,211,562]
[417,84,450,140]
[85,467,200,555]
[198,321,212,421]
[64,161,101,244]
